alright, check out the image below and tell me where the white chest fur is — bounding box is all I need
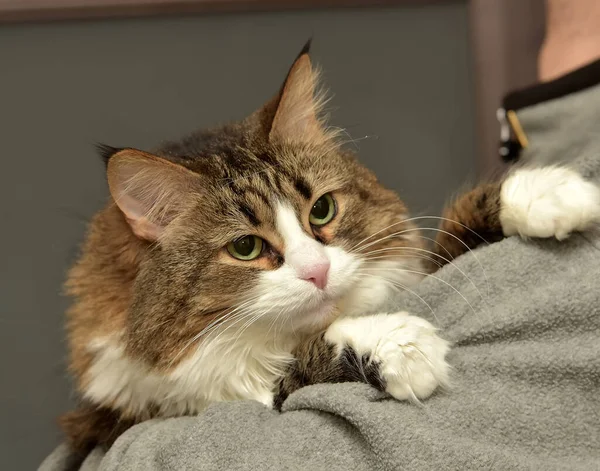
[84,328,296,417]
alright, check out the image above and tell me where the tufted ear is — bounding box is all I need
[106,149,200,241]
[268,41,327,144]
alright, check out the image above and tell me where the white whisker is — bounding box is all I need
[353,226,490,299]
[412,234,454,261]
[354,273,438,322]
[166,292,267,369]
[361,247,442,268]
[360,246,488,304]
[358,267,482,318]
[351,215,491,253]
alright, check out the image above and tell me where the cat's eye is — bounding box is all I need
[309,193,336,226]
[227,235,263,261]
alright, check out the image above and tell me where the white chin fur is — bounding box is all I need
[253,244,361,334]
[500,166,600,240]
[338,258,424,317]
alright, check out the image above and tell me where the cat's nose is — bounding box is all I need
[299,261,330,290]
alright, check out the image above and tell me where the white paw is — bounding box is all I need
[500,167,600,240]
[325,313,450,401]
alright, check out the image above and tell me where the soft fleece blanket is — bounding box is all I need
[41,87,600,471]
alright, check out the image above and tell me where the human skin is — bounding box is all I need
[539,0,600,81]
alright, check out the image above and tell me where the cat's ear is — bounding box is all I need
[268,41,327,144]
[106,149,199,241]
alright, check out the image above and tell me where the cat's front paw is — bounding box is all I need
[500,167,600,240]
[325,313,450,401]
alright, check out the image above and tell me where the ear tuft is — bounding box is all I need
[107,149,200,241]
[297,38,312,58]
[96,143,123,167]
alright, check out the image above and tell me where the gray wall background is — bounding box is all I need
[0,3,475,469]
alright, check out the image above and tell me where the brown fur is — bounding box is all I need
[59,403,139,453]
[64,205,143,383]
[274,332,385,410]
[427,183,504,271]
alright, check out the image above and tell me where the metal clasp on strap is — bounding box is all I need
[497,108,528,162]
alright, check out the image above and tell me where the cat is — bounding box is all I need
[60,42,600,452]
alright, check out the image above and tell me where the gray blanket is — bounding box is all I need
[41,87,600,471]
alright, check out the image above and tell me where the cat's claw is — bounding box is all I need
[325,313,450,401]
[500,167,600,240]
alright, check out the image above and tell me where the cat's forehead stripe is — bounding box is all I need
[239,203,260,226]
[294,176,312,200]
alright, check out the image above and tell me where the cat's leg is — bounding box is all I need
[430,167,600,269]
[429,182,504,268]
[274,313,450,409]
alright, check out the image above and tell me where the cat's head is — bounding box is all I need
[77,43,423,372]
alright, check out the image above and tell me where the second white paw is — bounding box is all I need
[500,166,600,240]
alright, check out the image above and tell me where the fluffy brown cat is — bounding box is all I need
[60,42,600,453]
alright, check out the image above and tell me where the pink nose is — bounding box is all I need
[299,262,330,290]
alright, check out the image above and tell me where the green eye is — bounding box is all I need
[309,193,336,226]
[227,235,263,260]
